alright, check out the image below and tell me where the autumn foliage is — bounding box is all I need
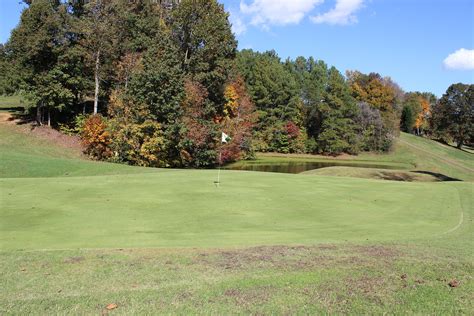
[179,80,216,167]
[219,77,255,163]
[81,115,111,159]
[415,97,430,130]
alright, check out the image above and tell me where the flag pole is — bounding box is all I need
[216,150,222,187]
[216,132,229,187]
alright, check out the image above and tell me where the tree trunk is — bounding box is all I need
[93,49,101,115]
[36,104,42,126]
[457,140,463,149]
[47,108,51,127]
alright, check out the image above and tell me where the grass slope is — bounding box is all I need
[0,123,160,178]
[237,132,474,181]
[0,121,473,314]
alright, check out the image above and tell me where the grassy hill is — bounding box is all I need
[0,120,473,314]
[0,121,161,178]
[230,132,473,181]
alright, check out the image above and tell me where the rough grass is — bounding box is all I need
[0,120,473,314]
[1,241,473,315]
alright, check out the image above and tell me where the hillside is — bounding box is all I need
[0,115,161,178]
[304,133,473,181]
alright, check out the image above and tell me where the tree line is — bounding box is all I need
[0,0,472,168]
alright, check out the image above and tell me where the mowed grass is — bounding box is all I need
[0,121,473,314]
[1,171,468,250]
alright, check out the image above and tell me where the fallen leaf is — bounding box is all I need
[448,279,460,288]
[106,303,118,310]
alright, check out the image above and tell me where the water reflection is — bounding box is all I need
[225,161,400,174]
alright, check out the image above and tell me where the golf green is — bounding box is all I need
[1,170,468,250]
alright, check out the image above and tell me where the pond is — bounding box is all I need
[225,161,402,174]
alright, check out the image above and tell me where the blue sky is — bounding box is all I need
[1,0,473,96]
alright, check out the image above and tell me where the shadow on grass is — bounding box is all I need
[1,106,25,113]
[413,171,462,182]
[432,138,474,154]
[3,107,35,125]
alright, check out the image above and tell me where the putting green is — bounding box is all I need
[0,170,467,250]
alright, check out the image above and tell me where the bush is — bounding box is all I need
[81,115,111,159]
[59,114,88,136]
[108,120,166,167]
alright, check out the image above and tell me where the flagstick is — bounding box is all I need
[216,132,229,187]
[216,150,222,187]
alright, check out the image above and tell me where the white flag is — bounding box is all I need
[221,132,230,143]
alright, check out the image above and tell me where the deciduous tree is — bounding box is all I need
[431,83,473,148]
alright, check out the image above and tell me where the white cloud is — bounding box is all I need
[230,13,247,36]
[240,0,323,27]
[443,48,474,70]
[311,0,364,25]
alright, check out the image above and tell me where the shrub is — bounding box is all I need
[108,120,166,167]
[59,114,88,136]
[81,115,111,159]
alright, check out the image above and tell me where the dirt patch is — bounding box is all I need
[29,125,83,153]
[194,244,400,272]
[223,286,273,307]
[313,274,392,310]
[0,112,18,124]
[343,275,390,305]
[353,245,399,259]
[63,256,85,264]
[195,245,343,271]
[173,291,193,303]
[318,244,338,251]
[346,275,387,295]
[448,279,460,288]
